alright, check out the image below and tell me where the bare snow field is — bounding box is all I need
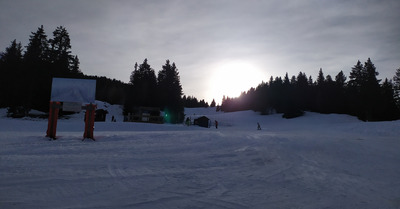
[1,105,400,209]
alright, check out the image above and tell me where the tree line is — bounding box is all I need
[2,25,400,122]
[0,25,207,122]
[0,25,90,113]
[221,59,400,121]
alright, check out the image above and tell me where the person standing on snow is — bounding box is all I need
[215,120,218,129]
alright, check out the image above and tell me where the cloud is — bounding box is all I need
[1,0,399,103]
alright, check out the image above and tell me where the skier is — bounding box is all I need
[215,120,218,129]
[257,122,261,130]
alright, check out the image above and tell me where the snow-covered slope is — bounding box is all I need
[1,104,400,209]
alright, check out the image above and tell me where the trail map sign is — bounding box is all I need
[47,78,97,140]
[50,78,96,103]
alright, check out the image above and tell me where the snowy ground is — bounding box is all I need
[1,104,400,209]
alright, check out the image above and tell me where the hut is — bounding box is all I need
[95,109,108,122]
[194,116,210,128]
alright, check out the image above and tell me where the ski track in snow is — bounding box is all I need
[1,106,400,208]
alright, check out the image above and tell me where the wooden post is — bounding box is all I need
[46,101,61,139]
[83,103,96,140]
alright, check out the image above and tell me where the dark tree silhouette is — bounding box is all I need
[317,68,325,86]
[183,95,209,108]
[70,55,82,75]
[360,58,381,121]
[333,70,347,114]
[157,60,184,123]
[394,67,400,108]
[335,70,347,87]
[132,59,158,106]
[2,27,399,121]
[348,60,364,88]
[210,99,216,107]
[49,26,72,76]
[24,25,49,65]
[1,25,130,114]
[220,59,399,121]
[23,25,52,111]
[379,78,400,120]
[0,40,23,108]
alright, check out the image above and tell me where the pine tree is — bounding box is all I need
[23,25,51,111]
[129,59,157,107]
[314,69,327,112]
[349,60,363,88]
[49,26,72,76]
[361,58,381,121]
[317,68,325,86]
[347,58,382,120]
[393,67,400,108]
[210,99,216,107]
[0,40,24,108]
[24,25,49,67]
[283,73,290,86]
[333,70,347,114]
[290,75,296,85]
[157,60,184,123]
[379,78,400,120]
[124,62,138,114]
[295,72,309,110]
[363,58,380,88]
[70,55,82,75]
[346,60,365,117]
[129,62,138,84]
[308,76,313,86]
[325,75,333,84]
[0,40,23,65]
[296,72,308,88]
[335,70,346,88]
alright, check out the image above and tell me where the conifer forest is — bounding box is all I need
[1,25,400,122]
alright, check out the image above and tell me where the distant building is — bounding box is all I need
[124,107,163,124]
[194,116,210,128]
[95,109,108,122]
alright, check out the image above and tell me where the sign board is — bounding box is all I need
[50,78,96,103]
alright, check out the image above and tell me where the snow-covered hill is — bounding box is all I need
[1,103,400,209]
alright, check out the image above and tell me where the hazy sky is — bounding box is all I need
[1,0,399,103]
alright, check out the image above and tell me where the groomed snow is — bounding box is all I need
[1,104,400,209]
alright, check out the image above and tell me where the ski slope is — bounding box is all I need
[0,104,400,209]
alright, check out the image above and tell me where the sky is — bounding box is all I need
[1,0,399,104]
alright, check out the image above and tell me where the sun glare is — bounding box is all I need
[207,61,266,104]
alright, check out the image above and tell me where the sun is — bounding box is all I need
[207,61,266,104]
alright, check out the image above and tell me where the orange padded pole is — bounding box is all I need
[46,101,60,139]
[83,103,96,140]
